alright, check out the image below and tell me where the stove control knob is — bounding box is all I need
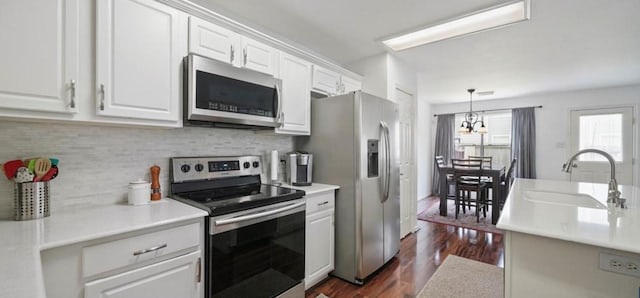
[194,163,204,172]
[243,162,251,169]
[180,164,191,173]
[252,161,260,168]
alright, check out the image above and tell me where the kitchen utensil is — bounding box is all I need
[15,167,35,183]
[150,165,161,201]
[40,167,58,182]
[26,159,36,172]
[33,158,52,182]
[2,160,24,180]
[49,158,59,166]
[14,182,50,220]
[49,165,59,180]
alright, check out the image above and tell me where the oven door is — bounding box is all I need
[185,54,283,127]
[206,199,305,298]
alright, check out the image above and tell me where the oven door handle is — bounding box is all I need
[214,201,305,226]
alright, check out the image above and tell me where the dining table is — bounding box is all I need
[438,164,506,224]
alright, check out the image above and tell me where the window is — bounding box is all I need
[454,112,512,169]
[578,113,623,161]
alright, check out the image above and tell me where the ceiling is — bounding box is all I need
[195,0,640,103]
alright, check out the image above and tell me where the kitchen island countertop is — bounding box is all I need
[497,178,640,253]
[0,198,207,298]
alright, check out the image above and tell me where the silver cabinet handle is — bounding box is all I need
[317,201,329,206]
[230,45,235,63]
[133,243,167,256]
[98,84,105,111]
[69,80,76,108]
[243,48,247,66]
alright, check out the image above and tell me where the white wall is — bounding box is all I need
[347,54,388,98]
[417,76,433,198]
[431,84,640,187]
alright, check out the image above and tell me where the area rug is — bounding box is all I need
[417,200,504,234]
[417,255,504,298]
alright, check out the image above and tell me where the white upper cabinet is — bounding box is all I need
[188,17,278,76]
[188,16,238,65]
[312,65,341,96]
[240,37,279,76]
[96,0,186,123]
[312,65,361,96]
[0,0,79,114]
[341,75,362,93]
[276,52,312,135]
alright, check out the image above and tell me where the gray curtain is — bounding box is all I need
[431,114,455,195]
[511,107,536,178]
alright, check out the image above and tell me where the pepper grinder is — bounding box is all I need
[150,165,161,201]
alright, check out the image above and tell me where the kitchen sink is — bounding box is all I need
[522,190,607,209]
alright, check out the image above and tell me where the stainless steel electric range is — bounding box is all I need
[170,156,306,298]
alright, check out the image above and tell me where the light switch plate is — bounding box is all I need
[599,252,640,278]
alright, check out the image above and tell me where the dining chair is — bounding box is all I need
[469,156,493,169]
[435,156,456,201]
[452,159,490,222]
[498,158,518,209]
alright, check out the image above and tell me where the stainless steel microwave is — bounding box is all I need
[184,54,282,128]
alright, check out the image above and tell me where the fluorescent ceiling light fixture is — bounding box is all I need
[382,0,529,51]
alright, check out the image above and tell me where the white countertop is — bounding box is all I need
[279,183,340,196]
[497,179,640,254]
[0,198,207,298]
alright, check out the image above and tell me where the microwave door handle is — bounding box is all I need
[275,83,283,126]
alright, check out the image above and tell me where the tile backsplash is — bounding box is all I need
[0,121,293,219]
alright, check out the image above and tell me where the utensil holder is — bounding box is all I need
[14,181,50,221]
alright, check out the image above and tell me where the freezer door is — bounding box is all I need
[356,92,385,279]
[382,99,400,263]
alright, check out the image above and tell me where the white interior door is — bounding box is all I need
[570,107,634,185]
[395,88,416,237]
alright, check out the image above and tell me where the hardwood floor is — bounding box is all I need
[304,197,504,298]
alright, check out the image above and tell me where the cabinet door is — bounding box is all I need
[96,0,185,122]
[276,53,312,135]
[311,65,341,96]
[341,76,362,93]
[0,0,79,114]
[305,208,334,289]
[188,16,238,64]
[85,251,200,298]
[240,37,279,76]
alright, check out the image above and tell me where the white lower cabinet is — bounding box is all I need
[41,220,204,298]
[85,250,200,298]
[305,190,336,289]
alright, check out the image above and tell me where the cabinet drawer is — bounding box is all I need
[305,191,335,214]
[82,222,199,277]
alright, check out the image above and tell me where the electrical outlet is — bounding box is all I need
[599,252,640,278]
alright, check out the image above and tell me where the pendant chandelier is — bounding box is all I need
[458,88,488,134]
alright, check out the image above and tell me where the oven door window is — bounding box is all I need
[208,211,304,298]
[196,70,277,117]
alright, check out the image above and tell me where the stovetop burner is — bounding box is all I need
[174,183,303,216]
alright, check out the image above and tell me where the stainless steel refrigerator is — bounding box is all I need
[296,91,400,284]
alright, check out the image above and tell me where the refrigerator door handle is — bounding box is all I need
[380,121,391,203]
[384,122,391,201]
[379,121,387,203]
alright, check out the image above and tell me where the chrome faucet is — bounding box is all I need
[562,149,625,208]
